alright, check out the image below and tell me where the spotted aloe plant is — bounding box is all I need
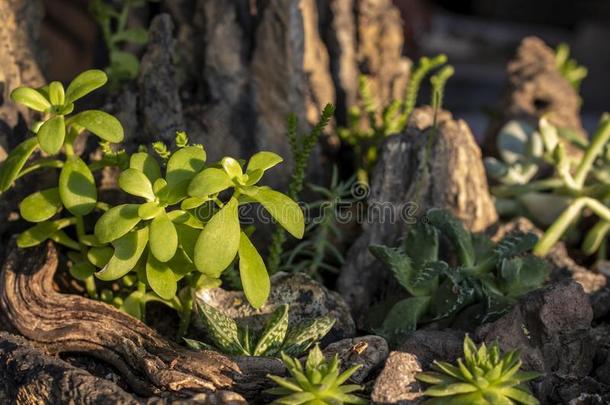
[186,300,335,357]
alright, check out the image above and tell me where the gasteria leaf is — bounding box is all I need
[0,138,39,192]
[238,232,270,309]
[65,69,108,103]
[19,188,62,222]
[149,212,178,262]
[71,110,124,143]
[37,115,66,154]
[194,197,240,277]
[252,188,304,239]
[146,252,177,300]
[130,152,161,183]
[94,204,141,243]
[59,157,97,216]
[253,304,288,356]
[119,168,155,200]
[96,227,148,281]
[187,167,233,197]
[10,87,51,112]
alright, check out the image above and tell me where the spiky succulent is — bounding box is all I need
[186,300,335,357]
[266,345,367,405]
[369,208,549,344]
[416,335,540,405]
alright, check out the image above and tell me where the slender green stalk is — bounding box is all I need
[16,159,63,179]
[573,116,610,188]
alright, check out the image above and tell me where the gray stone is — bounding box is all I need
[371,351,423,405]
[322,335,389,383]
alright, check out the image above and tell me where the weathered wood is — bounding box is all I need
[0,241,244,400]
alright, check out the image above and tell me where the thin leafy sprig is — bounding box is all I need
[417,335,540,404]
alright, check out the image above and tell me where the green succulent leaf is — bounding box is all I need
[254,304,289,356]
[0,137,39,192]
[71,110,124,143]
[146,252,177,300]
[194,197,240,277]
[94,204,141,243]
[149,212,178,262]
[426,209,475,267]
[129,152,161,183]
[246,151,283,174]
[69,260,96,281]
[196,300,246,355]
[369,245,420,295]
[17,218,73,248]
[119,168,155,200]
[494,232,538,261]
[48,81,65,106]
[166,145,206,185]
[251,188,304,239]
[187,168,233,197]
[175,223,200,262]
[95,227,149,281]
[37,115,66,154]
[404,219,439,266]
[109,51,140,79]
[65,69,108,103]
[59,156,97,216]
[138,201,164,220]
[282,316,336,357]
[221,157,243,180]
[19,188,62,222]
[87,246,114,268]
[238,231,270,309]
[499,257,549,298]
[113,27,148,44]
[379,296,430,343]
[10,87,51,112]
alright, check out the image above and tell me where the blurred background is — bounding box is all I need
[40,0,610,138]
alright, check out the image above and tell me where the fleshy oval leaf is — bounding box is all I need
[238,232,270,309]
[194,197,240,277]
[146,252,178,300]
[138,201,164,220]
[71,110,124,143]
[94,204,141,244]
[19,188,62,222]
[65,69,108,103]
[251,188,304,239]
[130,152,161,183]
[187,167,233,198]
[95,227,148,281]
[246,151,283,174]
[59,156,97,216]
[48,81,65,106]
[149,213,178,262]
[0,138,39,192]
[10,87,51,112]
[119,168,155,200]
[37,115,66,154]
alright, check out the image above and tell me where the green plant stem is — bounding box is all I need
[75,215,97,298]
[491,178,564,198]
[138,281,147,322]
[573,117,610,188]
[177,281,195,339]
[16,159,63,179]
[534,197,610,256]
[84,276,98,299]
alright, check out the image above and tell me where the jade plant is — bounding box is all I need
[369,208,548,344]
[266,345,367,404]
[338,55,453,183]
[90,0,152,87]
[4,70,124,299]
[3,69,306,337]
[187,300,335,357]
[486,114,610,258]
[416,335,540,405]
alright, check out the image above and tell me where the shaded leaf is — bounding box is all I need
[195,299,245,355]
[254,304,289,356]
[146,252,177,300]
[149,212,178,262]
[37,115,66,154]
[96,227,148,281]
[19,188,62,222]
[94,204,141,243]
[17,218,73,248]
[238,231,270,309]
[119,168,155,200]
[59,157,97,216]
[130,152,161,183]
[0,138,39,192]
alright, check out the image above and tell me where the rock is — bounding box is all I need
[491,217,607,294]
[476,280,595,404]
[337,107,498,325]
[397,329,464,369]
[371,352,423,404]
[484,36,586,157]
[195,272,356,343]
[322,335,389,383]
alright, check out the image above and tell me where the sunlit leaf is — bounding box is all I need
[119,168,155,200]
[246,151,283,174]
[10,86,51,112]
[19,188,62,222]
[17,218,73,248]
[0,138,39,192]
[238,232,270,309]
[87,246,114,268]
[251,188,304,239]
[149,212,178,262]
[187,167,233,197]
[71,110,124,143]
[59,156,97,216]
[130,152,161,183]
[146,252,177,300]
[48,81,65,106]
[138,201,164,220]
[194,197,240,277]
[96,227,148,281]
[94,204,141,243]
[37,115,65,154]
[65,69,107,103]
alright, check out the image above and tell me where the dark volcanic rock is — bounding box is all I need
[322,335,389,383]
[476,280,595,404]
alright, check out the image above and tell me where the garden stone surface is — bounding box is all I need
[371,351,423,404]
[476,280,597,404]
[195,271,356,343]
[322,335,389,383]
